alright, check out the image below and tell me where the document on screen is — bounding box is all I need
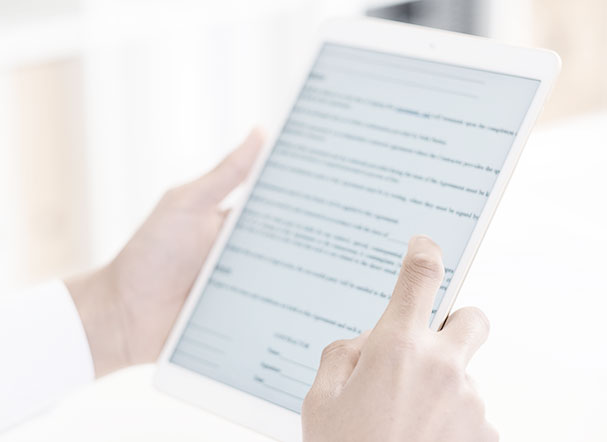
[170,43,539,412]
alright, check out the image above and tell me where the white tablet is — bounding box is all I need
[155,17,560,441]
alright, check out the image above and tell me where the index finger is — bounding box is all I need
[376,235,445,333]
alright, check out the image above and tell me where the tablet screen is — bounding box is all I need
[170,43,539,412]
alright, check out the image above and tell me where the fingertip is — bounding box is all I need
[244,126,267,149]
[407,235,443,258]
[192,128,266,206]
[225,128,266,177]
[399,235,444,287]
[375,236,445,331]
[468,306,490,333]
[231,128,265,163]
[441,306,491,362]
[453,306,490,337]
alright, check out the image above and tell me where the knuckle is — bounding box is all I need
[487,425,500,442]
[476,422,500,442]
[321,340,344,359]
[464,391,486,416]
[391,333,421,357]
[301,388,316,410]
[321,340,360,364]
[301,391,318,419]
[405,251,445,283]
[428,352,462,386]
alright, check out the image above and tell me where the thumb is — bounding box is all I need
[194,128,265,206]
[307,331,370,401]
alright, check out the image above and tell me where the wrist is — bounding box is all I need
[66,266,131,377]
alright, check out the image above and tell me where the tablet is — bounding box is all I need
[155,17,560,441]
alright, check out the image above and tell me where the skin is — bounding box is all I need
[67,130,497,440]
[67,129,266,376]
[301,236,498,441]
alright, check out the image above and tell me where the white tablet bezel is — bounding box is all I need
[154,17,560,441]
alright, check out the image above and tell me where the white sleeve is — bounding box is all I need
[0,280,95,432]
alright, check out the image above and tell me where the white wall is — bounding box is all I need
[0,0,372,292]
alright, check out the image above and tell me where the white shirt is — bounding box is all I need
[0,281,94,432]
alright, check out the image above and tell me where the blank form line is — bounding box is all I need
[260,361,314,386]
[173,349,219,368]
[279,355,317,372]
[261,382,305,401]
[280,372,313,387]
[315,66,479,99]
[188,322,232,341]
[321,42,538,81]
[180,335,225,354]
[387,238,409,246]
[318,49,486,84]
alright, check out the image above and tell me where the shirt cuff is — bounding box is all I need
[0,280,95,432]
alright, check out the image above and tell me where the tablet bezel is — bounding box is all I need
[154,17,561,441]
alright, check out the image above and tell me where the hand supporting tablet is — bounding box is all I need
[67,130,265,376]
[302,236,497,442]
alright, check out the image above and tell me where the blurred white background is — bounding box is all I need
[1,0,606,440]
